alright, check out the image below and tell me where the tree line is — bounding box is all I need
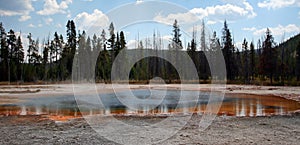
[0,20,300,85]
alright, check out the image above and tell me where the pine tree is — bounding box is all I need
[16,36,24,64]
[171,19,182,50]
[200,20,206,51]
[99,29,110,82]
[108,22,116,66]
[191,26,197,52]
[200,20,209,80]
[0,23,9,81]
[210,31,221,52]
[189,26,197,79]
[27,33,41,64]
[65,20,77,75]
[120,31,126,49]
[27,33,34,64]
[7,29,16,60]
[257,39,262,78]
[222,20,236,80]
[7,29,17,81]
[115,32,121,55]
[296,40,300,81]
[187,42,191,51]
[42,39,49,80]
[235,48,242,80]
[167,20,182,81]
[188,27,196,61]
[42,39,49,65]
[53,32,60,62]
[34,39,41,64]
[108,22,115,50]
[58,34,66,80]
[242,38,249,84]
[209,31,221,80]
[66,20,77,55]
[260,28,277,84]
[77,31,86,81]
[249,41,255,80]
[92,34,98,52]
[101,29,107,51]
[26,33,41,81]
[16,35,24,81]
[92,34,101,80]
[85,36,92,81]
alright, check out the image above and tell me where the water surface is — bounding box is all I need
[0,90,299,120]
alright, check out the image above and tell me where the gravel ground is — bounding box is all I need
[0,113,299,145]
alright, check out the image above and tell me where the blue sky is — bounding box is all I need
[0,0,299,50]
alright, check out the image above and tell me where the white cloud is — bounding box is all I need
[154,0,256,25]
[127,40,138,49]
[56,23,62,28]
[244,24,300,36]
[67,10,71,18]
[44,18,53,25]
[207,20,217,25]
[0,0,34,21]
[136,0,144,5]
[190,0,256,20]
[0,10,20,16]
[37,0,72,15]
[258,0,300,9]
[162,35,172,42]
[153,12,198,25]
[28,24,35,28]
[38,24,43,27]
[124,31,131,36]
[74,9,109,32]
[187,24,200,33]
[242,27,256,31]
[19,15,31,22]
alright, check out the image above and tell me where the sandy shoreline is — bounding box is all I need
[0,83,300,104]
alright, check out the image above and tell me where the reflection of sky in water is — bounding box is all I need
[233,98,289,117]
[0,90,299,117]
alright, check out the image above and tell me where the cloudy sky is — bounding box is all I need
[0,0,299,50]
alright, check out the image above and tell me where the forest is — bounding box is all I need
[0,19,300,85]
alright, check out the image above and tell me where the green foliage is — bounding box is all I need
[249,41,255,80]
[0,20,299,85]
[222,20,237,80]
[260,28,277,84]
[296,40,300,81]
[242,38,249,84]
[170,19,183,50]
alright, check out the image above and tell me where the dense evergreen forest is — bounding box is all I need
[0,19,300,85]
